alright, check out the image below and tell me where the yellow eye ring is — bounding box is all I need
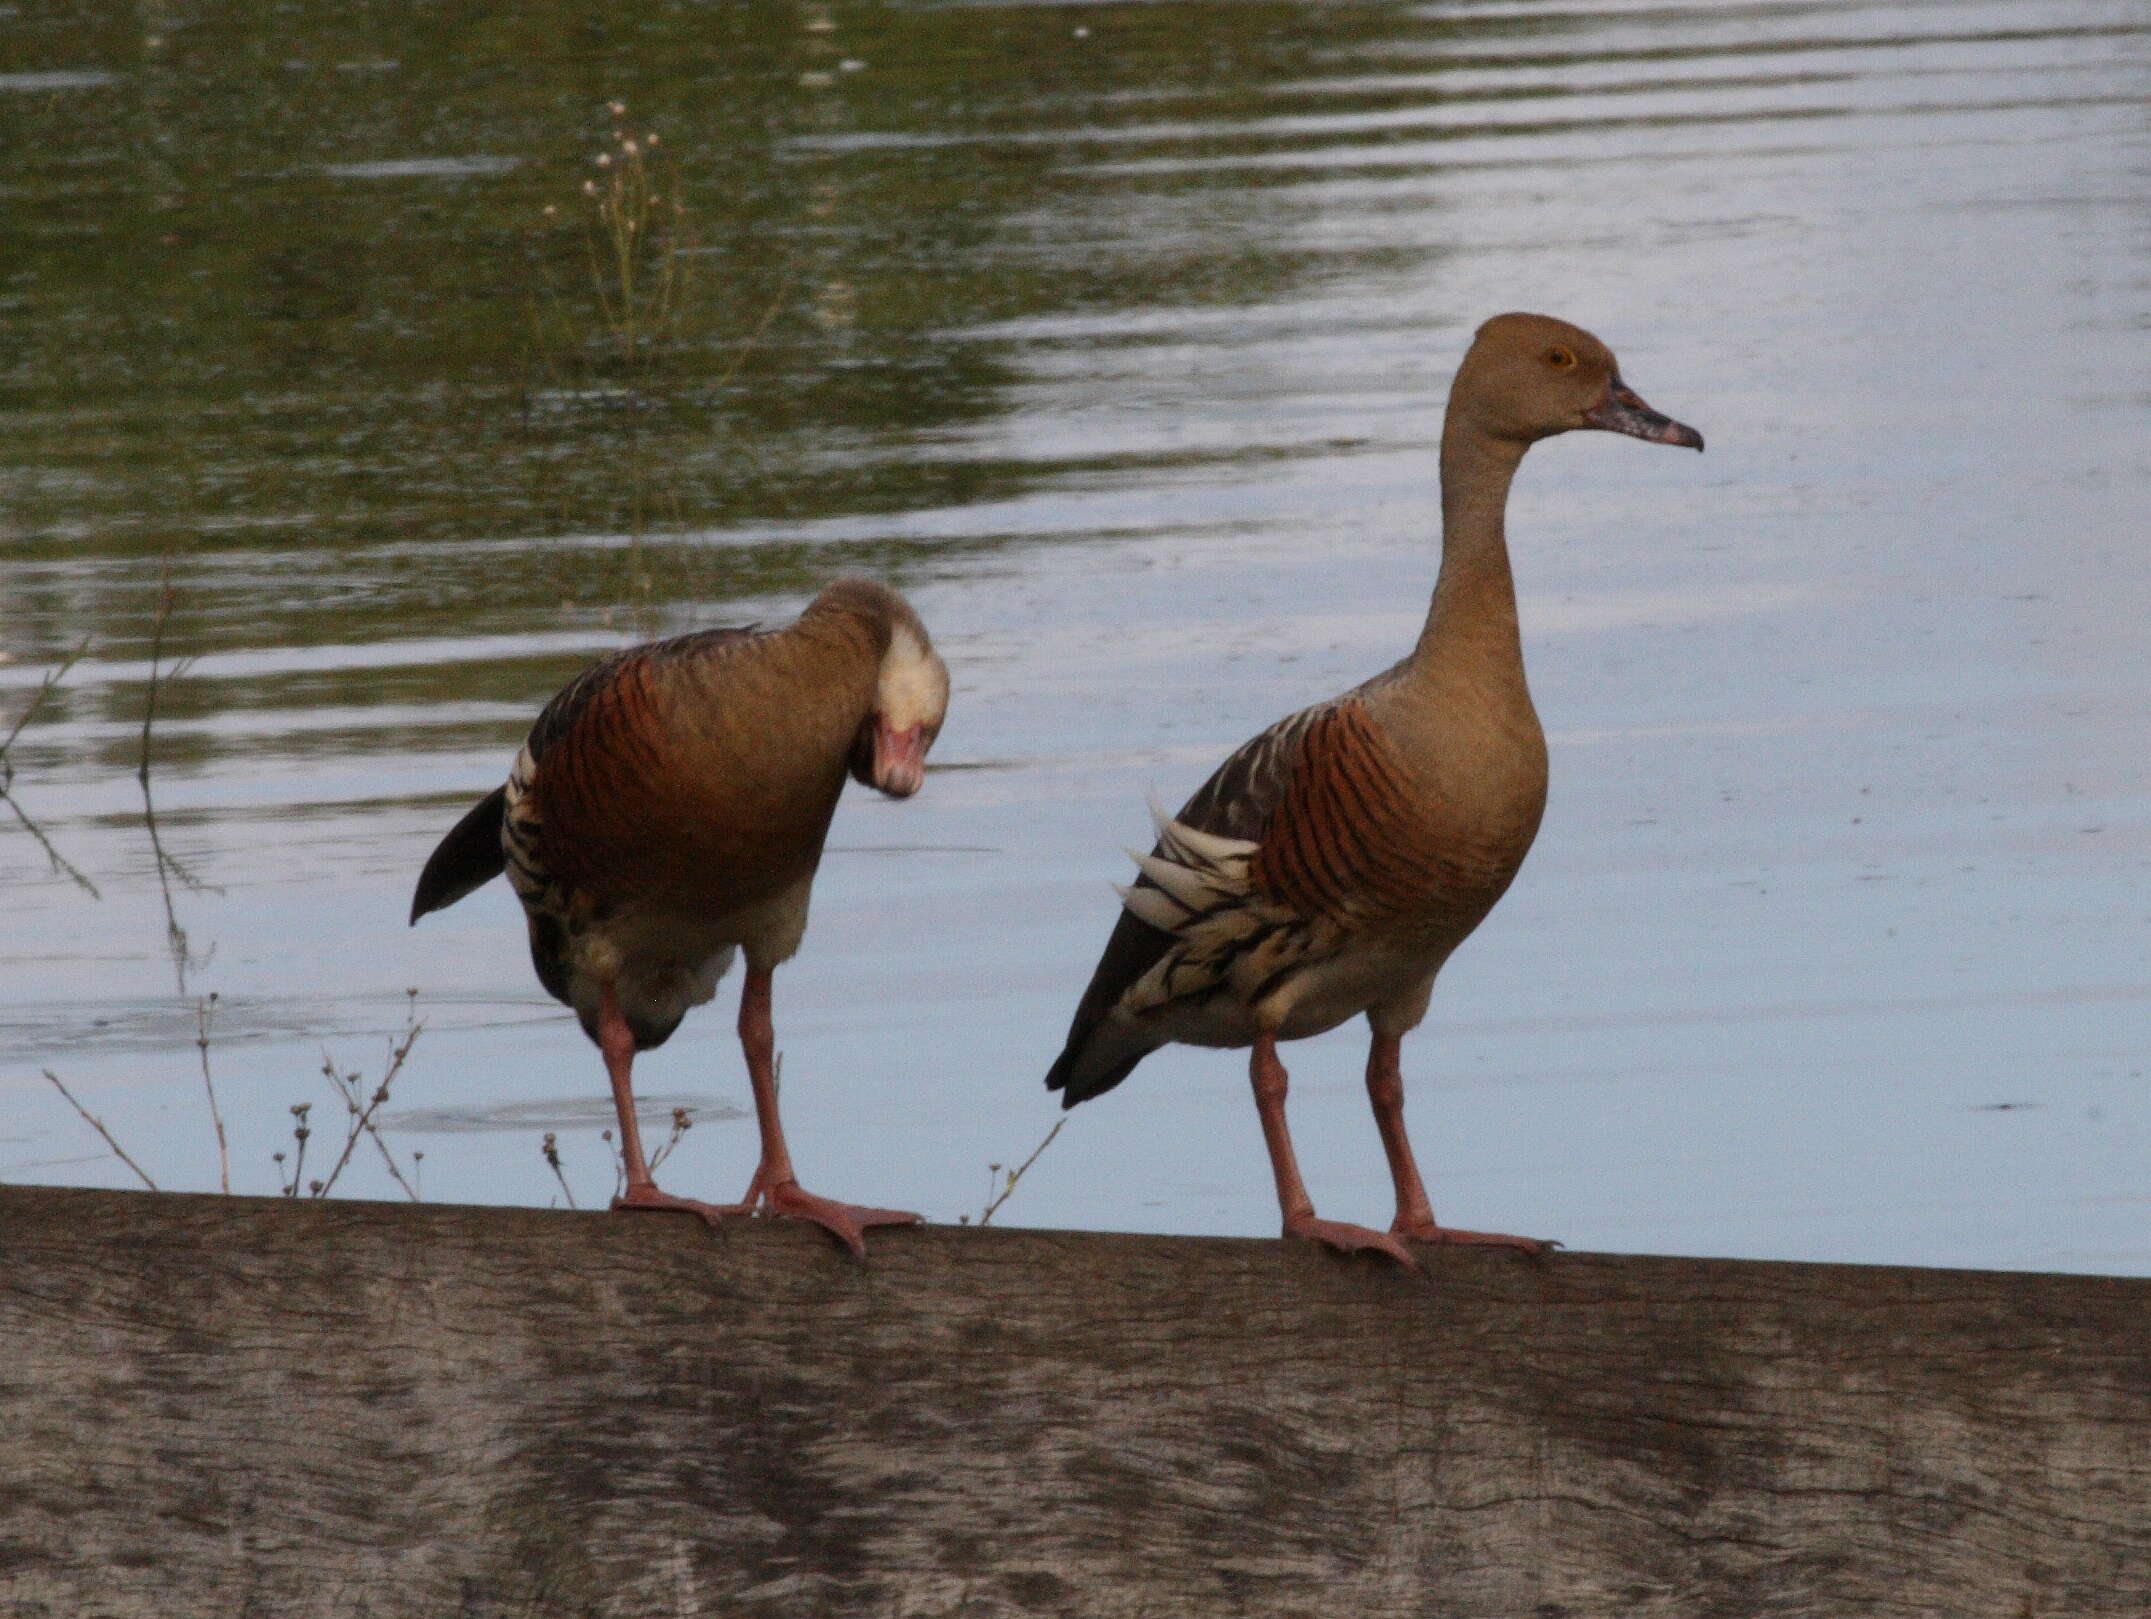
[1546,347,1577,369]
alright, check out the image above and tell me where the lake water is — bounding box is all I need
[4,0,2146,1274]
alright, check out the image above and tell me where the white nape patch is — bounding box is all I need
[877,626,949,729]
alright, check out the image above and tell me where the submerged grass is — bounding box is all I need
[522,104,703,613]
[581,108,689,379]
[520,102,791,618]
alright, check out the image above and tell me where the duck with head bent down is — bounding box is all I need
[1046,313,1703,1268]
[413,577,949,1259]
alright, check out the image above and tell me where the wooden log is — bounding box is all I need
[0,1182,2145,1617]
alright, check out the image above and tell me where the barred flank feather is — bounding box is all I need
[1248,701,1443,929]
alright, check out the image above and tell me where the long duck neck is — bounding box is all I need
[1409,417,1531,688]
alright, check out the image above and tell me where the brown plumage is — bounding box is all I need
[1046,313,1703,1268]
[413,576,949,1257]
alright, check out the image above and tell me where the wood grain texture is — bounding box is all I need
[1,1183,2146,1618]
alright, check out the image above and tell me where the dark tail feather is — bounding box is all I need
[1045,1026,1152,1109]
[1046,908,1178,1106]
[410,786,508,923]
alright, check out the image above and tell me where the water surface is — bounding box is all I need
[4,0,2147,1272]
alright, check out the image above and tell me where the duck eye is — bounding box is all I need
[1546,347,1577,370]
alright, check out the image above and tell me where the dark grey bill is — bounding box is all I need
[1584,379,1704,450]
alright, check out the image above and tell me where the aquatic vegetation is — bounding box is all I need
[524,102,776,406]
[571,104,693,379]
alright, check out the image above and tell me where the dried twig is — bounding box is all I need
[3,795,101,899]
[0,637,88,774]
[195,993,230,1194]
[1,639,100,899]
[134,560,198,793]
[41,1069,158,1190]
[646,1105,694,1172]
[315,992,426,1199]
[977,1118,1067,1228]
[135,558,214,990]
[277,1103,313,1197]
[600,1128,624,1204]
[142,789,211,991]
[542,1133,578,1209]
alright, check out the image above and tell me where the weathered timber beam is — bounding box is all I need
[1,1183,2146,1617]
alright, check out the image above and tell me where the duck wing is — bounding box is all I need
[1045,699,1341,1105]
[406,626,761,925]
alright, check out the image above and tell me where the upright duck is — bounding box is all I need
[1045,313,1702,1267]
[413,577,949,1258]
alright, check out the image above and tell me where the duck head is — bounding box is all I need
[854,618,948,799]
[1452,312,1703,452]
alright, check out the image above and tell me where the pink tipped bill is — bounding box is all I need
[871,720,928,797]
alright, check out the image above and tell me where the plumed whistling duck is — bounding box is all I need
[413,577,949,1258]
[1045,313,1703,1268]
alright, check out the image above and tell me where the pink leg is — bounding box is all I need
[1367,1030,1552,1254]
[730,966,919,1259]
[603,979,735,1227]
[1250,1033,1419,1270]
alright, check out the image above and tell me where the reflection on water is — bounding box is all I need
[383,1094,746,1135]
[4,0,2147,1272]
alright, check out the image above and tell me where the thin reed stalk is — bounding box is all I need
[41,1070,159,1191]
[194,993,230,1195]
[543,1133,578,1210]
[977,1118,1067,1228]
[315,993,426,1200]
[1,639,100,898]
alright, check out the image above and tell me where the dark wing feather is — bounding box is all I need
[1045,701,1335,1104]
[409,626,759,927]
[522,625,759,768]
[1173,701,1332,843]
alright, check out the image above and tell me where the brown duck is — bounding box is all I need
[412,577,950,1257]
[1046,313,1703,1267]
